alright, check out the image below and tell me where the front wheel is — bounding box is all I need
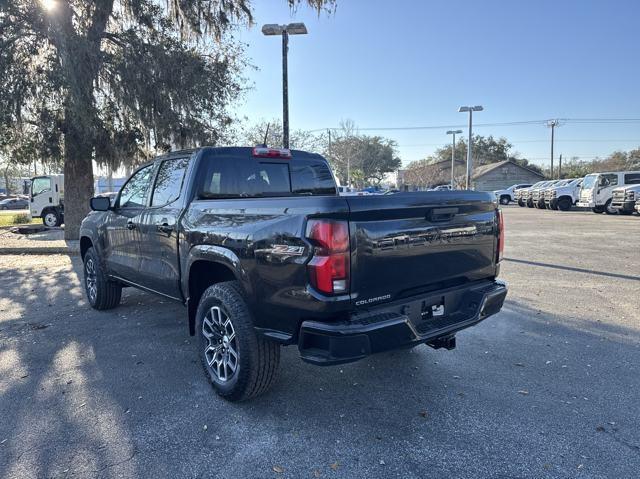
[43,211,61,227]
[196,281,280,401]
[517,199,525,207]
[83,247,122,310]
[557,198,572,211]
[499,195,510,205]
[604,199,618,215]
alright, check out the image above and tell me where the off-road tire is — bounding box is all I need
[196,281,280,401]
[83,247,122,310]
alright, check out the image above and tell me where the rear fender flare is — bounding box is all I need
[184,245,251,335]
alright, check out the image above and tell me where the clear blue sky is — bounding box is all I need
[236,0,640,167]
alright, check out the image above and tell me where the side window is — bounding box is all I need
[600,174,618,187]
[118,165,154,208]
[624,173,640,184]
[291,159,337,195]
[151,158,189,207]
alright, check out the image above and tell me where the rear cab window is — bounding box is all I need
[624,173,640,184]
[197,150,337,199]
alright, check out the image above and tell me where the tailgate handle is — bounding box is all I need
[429,207,458,222]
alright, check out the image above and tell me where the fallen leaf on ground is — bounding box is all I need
[596,426,605,432]
[272,465,284,473]
[330,462,339,471]
[419,410,428,418]
[518,390,529,395]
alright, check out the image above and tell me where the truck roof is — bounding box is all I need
[156,146,324,160]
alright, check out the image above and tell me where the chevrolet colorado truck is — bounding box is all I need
[79,146,507,401]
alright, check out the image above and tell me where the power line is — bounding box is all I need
[309,118,640,133]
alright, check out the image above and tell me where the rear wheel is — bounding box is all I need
[43,211,61,227]
[592,206,604,214]
[517,199,525,207]
[604,199,617,215]
[83,247,122,310]
[196,281,280,401]
[499,195,510,205]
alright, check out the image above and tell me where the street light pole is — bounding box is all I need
[446,129,463,189]
[458,105,483,190]
[262,23,308,149]
[281,30,289,148]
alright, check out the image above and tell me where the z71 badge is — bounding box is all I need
[271,245,305,256]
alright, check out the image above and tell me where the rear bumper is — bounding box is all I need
[298,279,508,366]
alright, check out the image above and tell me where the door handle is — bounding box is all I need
[126,221,136,230]
[157,223,173,235]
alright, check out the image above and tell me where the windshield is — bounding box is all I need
[582,175,597,189]
[31,177,52,196]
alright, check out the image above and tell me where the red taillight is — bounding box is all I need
[306,219,350,295]
[496,209,505,262]
[252,146,292,159]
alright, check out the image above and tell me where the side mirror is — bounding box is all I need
[90,196,111,211]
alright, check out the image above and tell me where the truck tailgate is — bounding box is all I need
[345,192,497,308]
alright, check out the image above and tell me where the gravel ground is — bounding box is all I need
[0,206,638,478]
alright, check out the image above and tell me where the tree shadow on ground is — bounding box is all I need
[0,256,639,478]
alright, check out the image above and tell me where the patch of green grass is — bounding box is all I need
[0,214,40,227]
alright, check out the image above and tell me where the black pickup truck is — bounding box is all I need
[80,146,507,401]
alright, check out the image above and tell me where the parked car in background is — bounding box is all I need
[79,146,507,401]
[493,184,533,205]
[544,178,582,211]
[610,184,640,215]
[516,181,546,207]
[530,180,560,208]
[432,184,452,191]
[577,171,640,214]
[636,197,640,215]
[0,197,29,210]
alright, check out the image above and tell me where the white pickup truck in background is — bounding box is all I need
[493,183,533,205]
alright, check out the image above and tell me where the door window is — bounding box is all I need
[151,158,190,206]
[118,165,154,208]
[599,174,618,188]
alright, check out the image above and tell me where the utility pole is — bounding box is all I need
[446,129,463,189]
[547,119,559,179]
[558,154,562,179]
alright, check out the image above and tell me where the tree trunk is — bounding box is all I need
[63,118,94,240]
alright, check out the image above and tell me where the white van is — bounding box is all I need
[576,171,640,214]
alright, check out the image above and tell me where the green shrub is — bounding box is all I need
[12,213,31,225]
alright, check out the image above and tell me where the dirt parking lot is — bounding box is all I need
[0,207,639,478]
